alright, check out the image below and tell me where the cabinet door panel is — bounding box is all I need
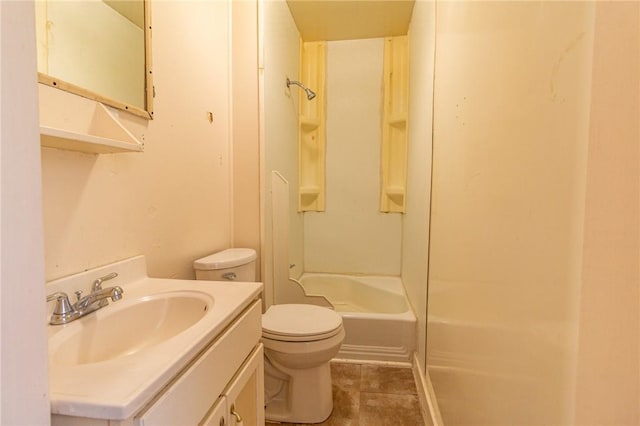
[223,344,264,426]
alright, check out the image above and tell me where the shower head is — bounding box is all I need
[286,78,316,101]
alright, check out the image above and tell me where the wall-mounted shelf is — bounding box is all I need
[39,99,143,154]
[40,126,143,154]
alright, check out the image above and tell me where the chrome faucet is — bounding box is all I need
[46,272,124,325]
[74,285,124,312]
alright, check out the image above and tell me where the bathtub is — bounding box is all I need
[298,273,416,363]
[426,280,566,425]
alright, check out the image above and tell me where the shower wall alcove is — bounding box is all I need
[259,0,432,371]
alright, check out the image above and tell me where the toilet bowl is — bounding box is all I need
[193,249,345,424]
[262,304,345,423]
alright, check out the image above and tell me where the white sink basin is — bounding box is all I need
[50,291,213,365]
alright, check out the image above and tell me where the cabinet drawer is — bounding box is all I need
[135,300,262,426]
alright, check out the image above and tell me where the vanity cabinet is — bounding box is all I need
[51,300,264,426]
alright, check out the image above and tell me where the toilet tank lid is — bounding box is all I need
[193,248,257,270]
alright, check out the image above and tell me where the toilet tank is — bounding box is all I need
[193,248,257,282]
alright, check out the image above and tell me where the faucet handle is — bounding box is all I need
[46,292,78,325]
[91,272,118,291]
[46,292,73,313]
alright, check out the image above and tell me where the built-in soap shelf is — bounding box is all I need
[300,185,321,195]
[388,114,408,128]
[298,41,327,212]
[380,36,408,213]
[40,101,143,154]
[300,116,320,131]
[384,186,405,197]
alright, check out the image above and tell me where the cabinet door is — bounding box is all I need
[200,397,227,426]
[223,344,264,426]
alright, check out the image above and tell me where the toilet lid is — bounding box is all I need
[262,304,343,342]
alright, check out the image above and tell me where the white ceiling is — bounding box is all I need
[286,0,416,41]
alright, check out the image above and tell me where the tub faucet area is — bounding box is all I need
[46,272,124,325]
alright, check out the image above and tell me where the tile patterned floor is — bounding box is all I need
[266,361,425,425]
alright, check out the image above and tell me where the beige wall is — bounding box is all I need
[304,38,403,275]
[574,2,640,424]
[1,0,50,423]
[41,0,234,281]
[232,0,262,278]
[403,0,435,373]
[427,2,595,424]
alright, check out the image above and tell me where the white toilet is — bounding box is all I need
[194,248,345,424]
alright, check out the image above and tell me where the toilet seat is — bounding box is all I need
[262,304,343,342]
